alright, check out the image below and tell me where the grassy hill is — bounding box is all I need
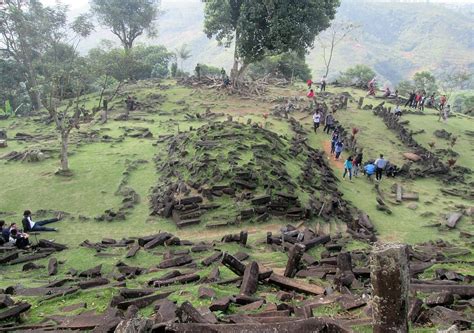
[0,80,472,331]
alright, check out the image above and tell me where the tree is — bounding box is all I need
[396,80,415,97]
[413,71,438,94]
[316,21,359,78]
[439,69,472,103]
[90,0,161,51]
[37,6,93,175]
[0,0,69,110]
[174,44,191,72]
[249,52,311,82]
[339,65,375,87]
[203,0,339,85]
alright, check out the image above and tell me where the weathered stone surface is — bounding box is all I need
[0,302,31,321]
[198,286,216,300]
[0,294,14,309]
[425,292,454,307]
[284,243,305,278]
[209,297,231,312]
[222,253,246,276]
[48,258,58,276]
[201,251,223,266]
[153,273,200,288]
[268,273,324,295]
[162,317,352,333]
[117,292,172,310]
[180,301,211,324]
[78,278,109,290]
[240,261,259,296]
[119,288,155,299]
[79,265,102,278]
[158,255,193,269]
[370,243,409,333]
[125,244,140,258]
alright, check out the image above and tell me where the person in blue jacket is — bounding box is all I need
[364,163,376,180]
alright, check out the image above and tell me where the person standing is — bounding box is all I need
[353,150,363,177]
[405,91,415,107]
[374,154,388,181]
[220,68,226,80]
[307,89,315,108]
[195,63,201,80]
[439,95,447,110]
[343,156,354,181]
[330,130,339,155]
[307,79,313,89]
[335,140,344,160]
[312,110,321,133]
[22,210,62,232]
[443,105,451,123]
[324,113,334,134]
[320,75,327,92]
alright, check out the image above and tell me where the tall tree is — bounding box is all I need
[316,21,359,77]
[174,44,192,72]
[439,69,472,103]
[413,71,438,94]
[90,0,161,51]
[203,0,339,85]
[38,8,93,175]
[0,0,68,110]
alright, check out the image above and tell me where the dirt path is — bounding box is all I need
[322,140,345,170]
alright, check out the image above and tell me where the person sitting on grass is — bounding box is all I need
[22,210,62,232]
[364,163,376,180]
[343,156,354,181]
[9,228,30,249]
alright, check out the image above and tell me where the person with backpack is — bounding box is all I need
[374,154,388,181]
[312,110,321,133]
[343,156,354,181]
[22,210,62,232]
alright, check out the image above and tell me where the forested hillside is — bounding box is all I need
[150,1,473,84]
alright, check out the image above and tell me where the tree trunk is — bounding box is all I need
[324,41,335,78]
[59,132,69,172]
[98,75,109,109]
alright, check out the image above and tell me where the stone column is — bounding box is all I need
[370,243,409,333]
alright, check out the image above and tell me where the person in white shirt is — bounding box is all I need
[374,154,388,181]
[313,111,321,133]
[22,210,62,232]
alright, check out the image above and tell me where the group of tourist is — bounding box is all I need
[0,211,62,249]
[306,79,392,184]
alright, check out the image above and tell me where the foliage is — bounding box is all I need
[174,44,192,71]
[396,80,415,96]
[339,65,376,86]
[88,43,173,82]
[248,52,311,81]
[199,64,222,77]
[170,62,178,78]
[203,0,339,81]
[90,0,161,50]
[439,69,473,101]
[413,71,438,94]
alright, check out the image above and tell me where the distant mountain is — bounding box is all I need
[77,0,473,86]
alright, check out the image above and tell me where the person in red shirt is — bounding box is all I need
[307,79,313,89]
[439,95,447,110]
[414,92,422,109]
[307,89,315,108]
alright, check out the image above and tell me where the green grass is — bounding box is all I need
[0,80,472,328]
